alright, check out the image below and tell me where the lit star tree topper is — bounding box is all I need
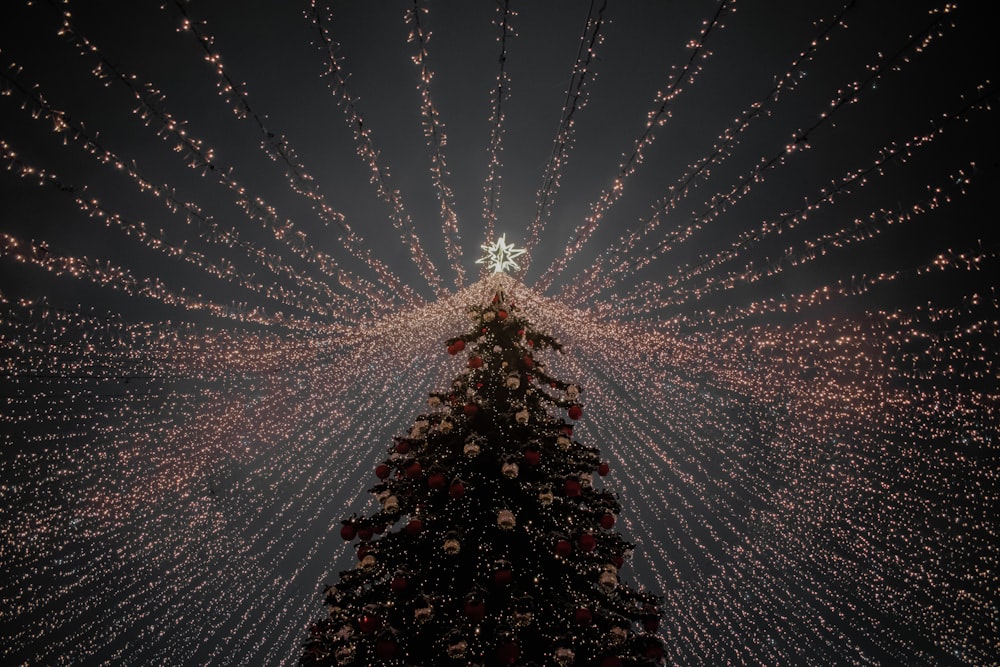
[476,234,526,274]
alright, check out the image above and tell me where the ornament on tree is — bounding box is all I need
[446,640,468,659]
[556,434,571,450]
[439,417,454,433]
[505,373,520,389]
[566,384,580,400]
[608,626,628,645]
[427,395,442,408]
[443,533,461,555]
[375,464,390,480]
[413,599,433,623]
[554,647,576,666]
[468,356,484,369]
[501,461,519,478]
[449,480,466,498]
[568,404,583,420]
[463,437,481,457]
[515,407,530,424]
[496,640,519,665]
[599,565,618,593]
[539,487,554,505]
[523,448,541,466]
[497,509,516,530]
[464,595,487,622]
[339,522,356,541]
[554,539,572,557]
[598,461,610,476]
[374,635,397,659]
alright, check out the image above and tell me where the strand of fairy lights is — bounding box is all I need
[169,1,421,307]
[405,0,466,288]
[480,0,514,252]
[570,6,957,306]
[588,5,953,300]
[0,141,362,324]
[54,7,396,313]
[307,0,446,298]
[606,117,994,320]
[532,0,734,292]
[521,0,607,269]
[0,65,373,321]
[1,3,997,666]
[562,0,858,305]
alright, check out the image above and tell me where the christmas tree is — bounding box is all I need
[301,280,665,666]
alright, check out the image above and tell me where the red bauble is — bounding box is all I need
[357,526,374,542]
[600,513,615,530]
[494,568,513,586]
[405,518,423,535]
[574,607,593,625]
[568,405,583,420]
[447,343,456,355]
[390,576,408,593]
[449,481,466,498]
[523,449,541,466]
[464,403,478,416]
[578,533,597,552]
[468,356,483,369]
[450,339,465,354]
[357,543,373,560]
[395,440,410,454]
[643,642,664,660]
[523,355,534,367]
[464,600,486,623]
[601,657,623,667]
[561,425,574,436]
[358,614,380,634]
[496,641,519,665]
[374,638,397,659]
[375,464,390,480]
[497,309,508,320]
[564,479,582,497]
[527,339,535,347]
[598,461,610,477]
[428,472,446,490]
[517,329,525,337]
[554,539,573,557]
[340,523,356,541]
[612,553,625,569]
[406,461,423,479]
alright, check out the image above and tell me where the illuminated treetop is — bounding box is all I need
[476,234,526,274]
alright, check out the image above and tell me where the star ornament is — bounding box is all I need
[476,234,526,274]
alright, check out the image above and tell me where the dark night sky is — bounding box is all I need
[1,1,997,665]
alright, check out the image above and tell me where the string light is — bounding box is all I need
[0,2,995,666]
